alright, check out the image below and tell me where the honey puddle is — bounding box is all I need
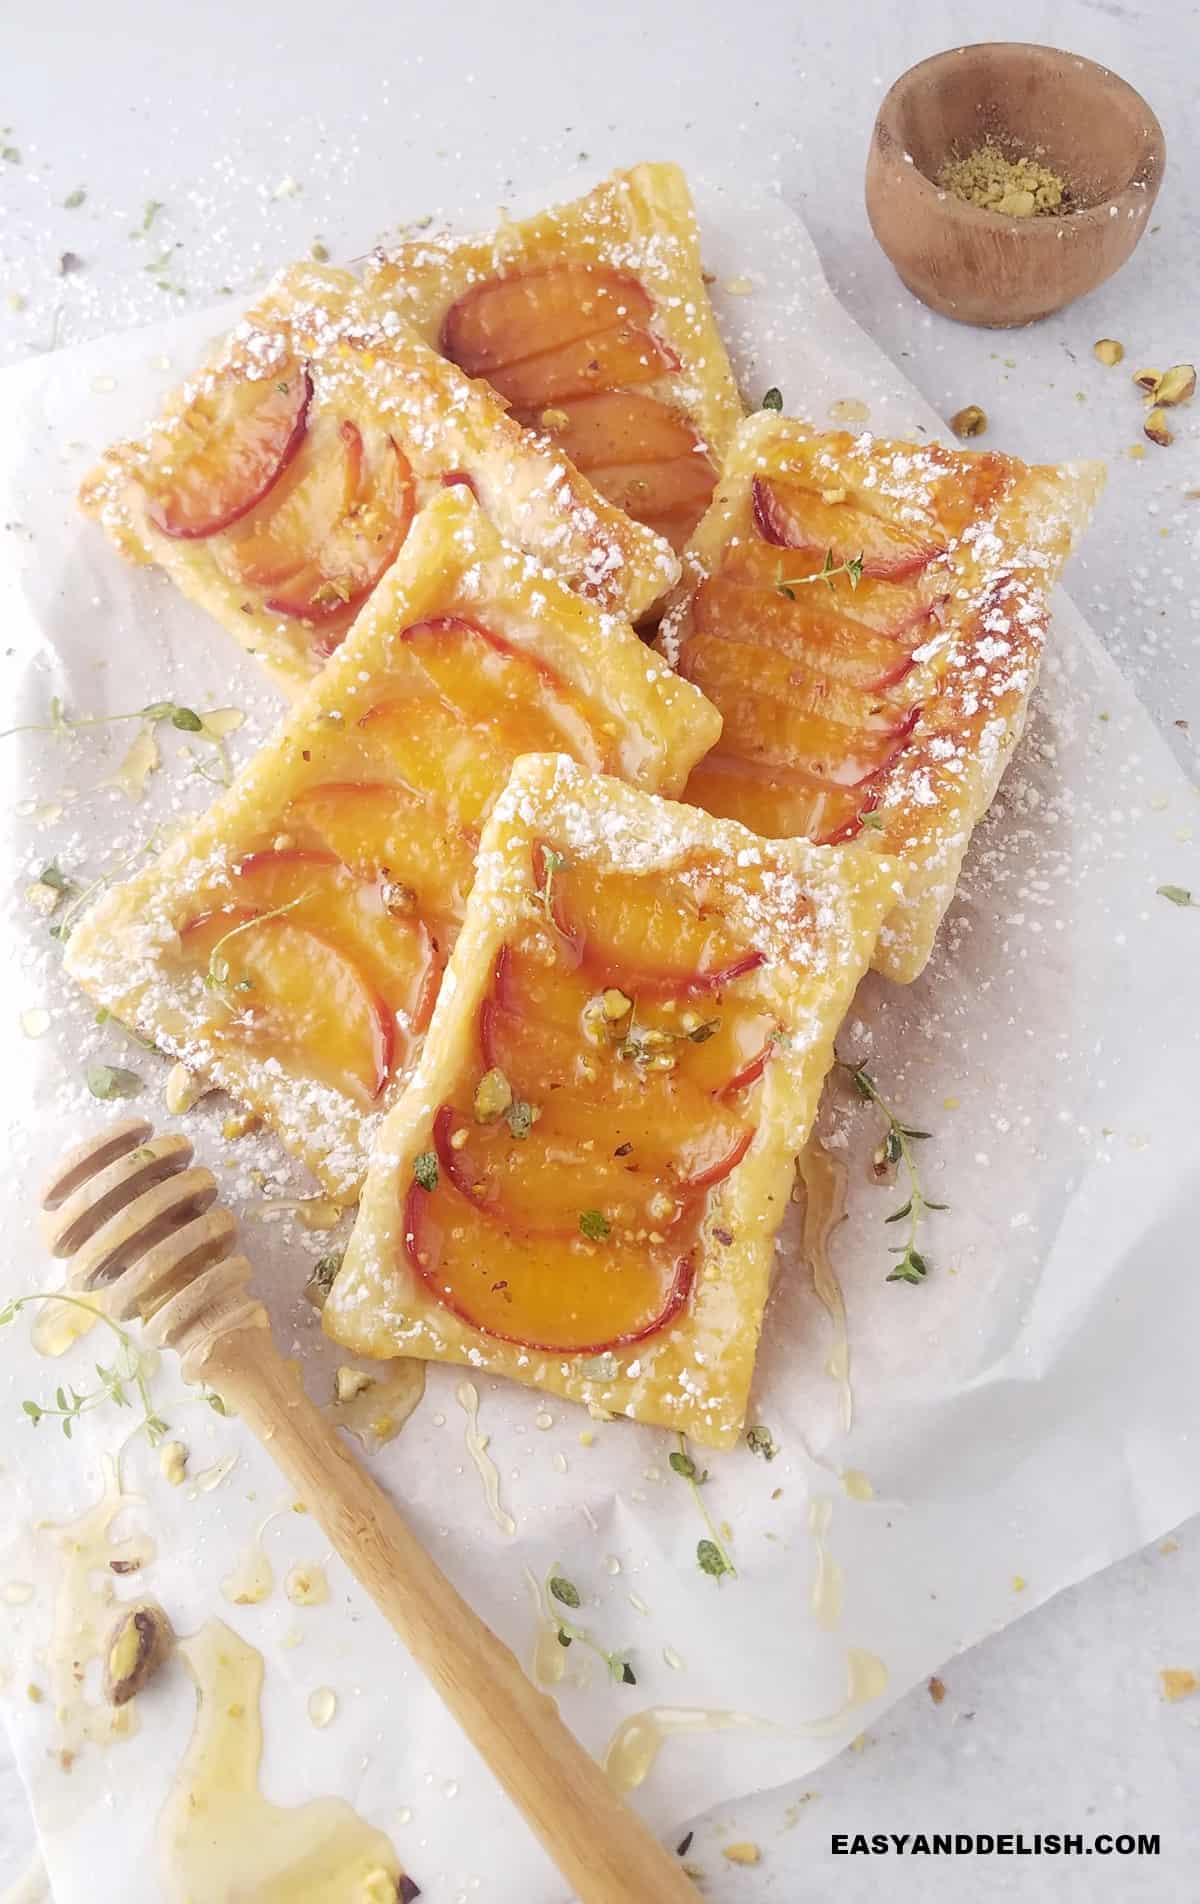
[455,1380,516,1536]
[30,1294,101,1359]
[604,1707,776,1792]
[807,1497,843,1631]
[795,1138,852,1432]
[327,1359,426,1453]
[40,1457,155,1761]
[221,1505,302,1607]
[161,1620,403,1902]
[842,1467,875,1502]
[603,1650,889,1791]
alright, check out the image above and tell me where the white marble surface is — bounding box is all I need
[1,0,1197,1894]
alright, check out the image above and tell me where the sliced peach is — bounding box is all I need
[752,475,946,581]
[527,391,716,545]
[679,630,911,728]
[479,999,585,1092]
[692,573,920,689]
[685,755,883,844]
[143,358,311,540]
[287,781,477,924]
[481,328,678,408]
[713,688,919,783]
[226,849,439,1031]
[405,1172,695,1353]
[542,847,764,996]
[435,1104,703,1235]
[400,618,606,768]
[442,266,656,371]
[213,416,363,589]
[265,432,414,625]
[177,907,395,1103]
[356,698,517,831]
[716,540,945,643]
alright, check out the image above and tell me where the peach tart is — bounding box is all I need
[658,413,1104,982]
[367,163,743,552]
[323,754,897,1446]
[64,491,719,1200]
[79,265,679,698]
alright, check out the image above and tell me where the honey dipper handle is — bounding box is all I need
[200,1322,697,1904]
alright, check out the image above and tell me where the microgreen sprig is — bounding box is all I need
[776,547,865,600]
[670,1433,736,1580]
[546,1571,636,1685]
[0,1294,168,1450]
[838,1058,948,1284]
[203,892,311,1007]
[534,848,568,920]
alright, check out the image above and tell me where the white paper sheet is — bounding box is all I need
[1,180,1197,1903]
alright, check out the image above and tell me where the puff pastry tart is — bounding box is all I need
[64,492,719,1201]
[323,754,896,1447]
[658,414,1104,983]
[79,265,679,698]
[367,163,743,551]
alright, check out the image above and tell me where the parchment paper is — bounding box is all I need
[1,180,1197,1903]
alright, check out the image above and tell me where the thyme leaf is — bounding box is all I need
[838,1057,946,1284]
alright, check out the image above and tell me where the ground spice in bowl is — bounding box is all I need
[938,143,1067,217]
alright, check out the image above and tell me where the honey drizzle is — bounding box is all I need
[160,1620,403,1901]
[807,1496,843,1631]
[327,1358,425,1453]
[455,1380,516,1536]
[39,1458,155,1760]
[795,1137,852,1431]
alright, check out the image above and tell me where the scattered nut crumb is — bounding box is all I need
[158,1441,188,1487]
[722,1842,761,1866]
[829,397,870,425]
[103,1602,173,1706]
[222,1111,261,1140]
[1132,368,1162,394]
[928,1675,946,1704]
[1159,1537,1179,1555]
[164,1061,210,1115]
[1155,364,1196,407]
[1011,1574,1027,1593]
[1159,1668,1197,1703]
[1092,339,1124,367]
[334,1366,375,1404]
[1144,406,1173,447]
[950,404,988,439]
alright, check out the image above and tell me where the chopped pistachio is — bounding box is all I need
[1092,338,1124,367]
[473,1066,513,1123]
[601,988,633,1021]
[164,1060,210,1115]
[1132,367,1162,394]
[722,1842,762,1865]
[221,1110,261,1139]
[1155,363,1196,407]
[334,1366,375,1404]
[949,404,987,440]
[103,1602,173,1705]
[1144,406,1173,447]
[295,1197,343,1232]
[159,1440,188,1486]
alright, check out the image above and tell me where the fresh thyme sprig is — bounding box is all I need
[670,1433,736,1580]
[203,893,311,1007]
[776,548,865,600]
[534,848,568,920]
[1,694,204,744]
[546,1571,637,1685]
[838,1058,947,1284]
[0,1294,168,1448]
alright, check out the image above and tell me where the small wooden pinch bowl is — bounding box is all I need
[865,42,1165,327]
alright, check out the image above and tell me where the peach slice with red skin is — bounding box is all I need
[286,781,477,926]
[265,432,414,627]
[536,844,765,996]
[524,390,716,547]
[143,358,311,541]
[436,1102,732,1236]
[752,475,946,581]
[357,698,530,833]
[399,617,608,769]
[679,630,912,728]
[404,1168,696,1354]
[684,755,885,844]
[214,416,363,590]
[691,574,922,691]
[710,689,919,784]
[715,540,946,644]
[177,905,396,1103]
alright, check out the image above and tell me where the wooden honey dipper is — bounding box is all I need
[40,1115,698,1904]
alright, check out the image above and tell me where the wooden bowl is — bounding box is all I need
[865,42,1165,327]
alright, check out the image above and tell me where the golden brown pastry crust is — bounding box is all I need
[366,162,744,473]
[658,414,1104,982]
[79,265,679,699]
[324,754,897,1447]
[64,493,719,1200]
